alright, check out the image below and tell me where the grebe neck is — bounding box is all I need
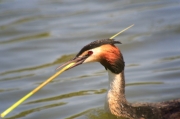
[105,70,128,117]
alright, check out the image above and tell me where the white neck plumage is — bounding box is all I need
[105,69,128,116]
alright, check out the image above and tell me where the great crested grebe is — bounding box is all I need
[57,39,180,119]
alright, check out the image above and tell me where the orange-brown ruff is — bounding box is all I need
[100,44,124,74]
[59,39,180,119]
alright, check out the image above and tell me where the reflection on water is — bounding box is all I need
[157,55,180,63]
[6,102,66,119]
[0,54,75,76]
[25,89,107,105]
[0,0,180,119]
[0,32,50,44]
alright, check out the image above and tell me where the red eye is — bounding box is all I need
[88,51,93,55]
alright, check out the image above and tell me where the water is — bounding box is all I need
[0,0,180,119]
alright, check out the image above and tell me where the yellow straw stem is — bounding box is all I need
[109,24,134,39]
[0,63,75,118]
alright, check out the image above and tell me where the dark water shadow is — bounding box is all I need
[67,108,128,119]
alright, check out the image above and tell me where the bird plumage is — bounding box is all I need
[58,39,180,119]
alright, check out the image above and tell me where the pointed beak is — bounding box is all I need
[56,55,88,71]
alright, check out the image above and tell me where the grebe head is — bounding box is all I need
[57,39,124,74]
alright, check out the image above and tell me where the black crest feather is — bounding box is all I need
[76,39,121,57]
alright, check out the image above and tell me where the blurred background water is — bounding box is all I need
[0,0,180,119]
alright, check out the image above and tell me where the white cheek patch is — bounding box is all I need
[83,47,102,63]
[83,53,96,63]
